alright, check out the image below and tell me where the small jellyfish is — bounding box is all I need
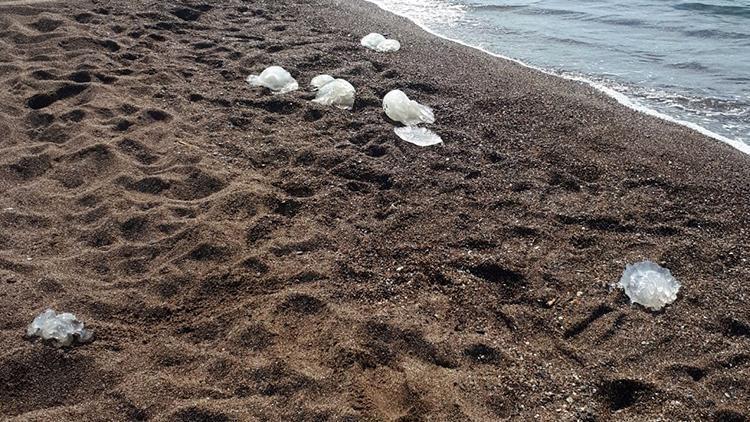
[246,66,298,93]
[312,79,356,110]
[618,261,681,311]
[310,74,335,91]
[382,89,434,126]
[361,32,401,52]
[26,309,93,347]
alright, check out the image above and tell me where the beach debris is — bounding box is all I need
[26,309,93,347]
[394,126,443,147]
[312,78,356,109]
[618,261,680,311]
[246,66,298,93]
[383,89,442,146]
[310,74,335,91]
[361,32,401,52]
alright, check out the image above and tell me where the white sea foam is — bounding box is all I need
[364,0,750,155]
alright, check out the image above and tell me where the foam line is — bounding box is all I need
[364,0,750,156]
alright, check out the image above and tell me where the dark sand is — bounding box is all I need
[1,0,749,420]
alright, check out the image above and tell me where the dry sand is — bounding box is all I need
[1,0,749,420]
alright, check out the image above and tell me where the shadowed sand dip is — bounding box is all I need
[0,0,748,420]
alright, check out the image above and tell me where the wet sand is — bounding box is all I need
[0,0,749,420]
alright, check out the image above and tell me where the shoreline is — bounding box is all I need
[364,0,750,156]
[0,0,748,420]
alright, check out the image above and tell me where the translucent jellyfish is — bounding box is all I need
[312,78,356,110]
[394,126,443,146]
[310,74,335,91]
[26,309,93,347]
[361,32,386,49]
[383,89,435,125]
[361,32,401,52]
[375,39,401,52]
[618,261,681,311]
[246,66,298,93]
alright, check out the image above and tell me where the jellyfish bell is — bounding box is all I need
[26,309,93,347]
[312,78,356,110]
[361,33,401,52]
[382,89,435,126]
[246,65,299,93]
[310,74,335,91]
[375,39,401,52]
[618,260,681,311]
[361,32,387,49]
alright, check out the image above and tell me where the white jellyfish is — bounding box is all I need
[383,89,435,125]
[246,66,298,93]
[310,74,335,91]
[312,78,356,110]
[361,32,386,49]
[375,39,401,53]
[618,261,681,311]
[26,309,93,347]
[361,32,401,52]
[382,90,442,146]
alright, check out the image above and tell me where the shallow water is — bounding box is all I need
[368,0,750,151]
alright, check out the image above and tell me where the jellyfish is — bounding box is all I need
[375,39,401,52]
[312,78,356,110]
[246,66,298,93]
[361,32,401,52]
[383,89,435,125]
[382,89,442,146]
[26,309,93,347]
[310,74,335,91]
[618,261,681,311]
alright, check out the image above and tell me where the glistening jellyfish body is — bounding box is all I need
[312,78,356,110]
[310,74,335,91]
[618,261,680,311]
[361,33,386,49]
[246,66,299,93]
[382,90,442,146]
[382,89,435,126]
[375,39,401,52]
[361,32,401,52]
[26,309,93,347]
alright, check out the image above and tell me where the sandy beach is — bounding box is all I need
[1,0,749,420]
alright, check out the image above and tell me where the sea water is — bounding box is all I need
[367,0,750,153]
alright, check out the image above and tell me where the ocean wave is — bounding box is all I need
[668,61,711,72]
[516,7,588,17]
[368,0,468,26]
[682,29,750,40]
[673,3,750,18]
[592,16,650,27]
[469,4,526,13]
